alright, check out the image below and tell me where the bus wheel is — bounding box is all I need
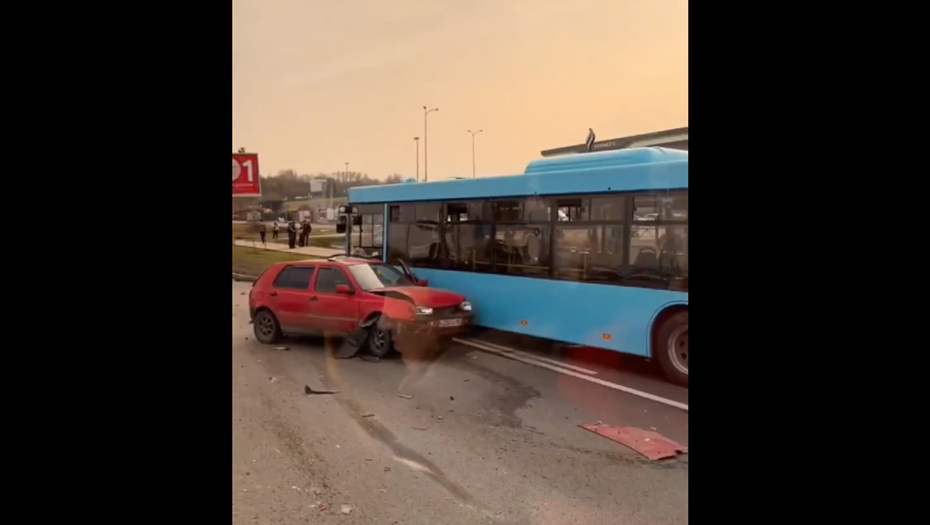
[656,311,688,387]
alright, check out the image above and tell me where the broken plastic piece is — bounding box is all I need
[579,423,687,460]
[336,323,374,359]
[304,385,339,395]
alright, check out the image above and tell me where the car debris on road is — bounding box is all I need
[304,385,339,395]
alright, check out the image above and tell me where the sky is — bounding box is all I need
[233,0,688,180]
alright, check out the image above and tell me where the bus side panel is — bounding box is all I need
[409,267,687,357]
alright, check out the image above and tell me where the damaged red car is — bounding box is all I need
[248,257,473,357]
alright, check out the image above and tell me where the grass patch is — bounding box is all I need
[232,245,317,276]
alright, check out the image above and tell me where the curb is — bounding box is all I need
[232,273,258,282]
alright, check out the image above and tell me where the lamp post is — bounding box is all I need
[467,129,483,178]
[423,106,438,181]
[413,137,420,181]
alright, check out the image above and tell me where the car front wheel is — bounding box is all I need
[367,322,394,358]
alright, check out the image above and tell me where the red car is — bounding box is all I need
[248,257,473,357]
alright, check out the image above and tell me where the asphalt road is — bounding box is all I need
[232,280,688,525]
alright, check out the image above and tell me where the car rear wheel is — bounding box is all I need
[655,310,688,387]
[253,309,283,344]
[367,322,394,358]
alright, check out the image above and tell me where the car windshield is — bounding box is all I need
[348,263,414,290]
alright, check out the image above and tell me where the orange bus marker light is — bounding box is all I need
[603,333,611,340]
[520,320,528,326]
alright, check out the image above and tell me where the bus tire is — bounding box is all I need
[655,310,688,387]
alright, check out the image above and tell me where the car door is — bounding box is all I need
[310,266,360,333]
[268,265,318,334]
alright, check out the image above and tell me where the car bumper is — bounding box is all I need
[397,313,473,337]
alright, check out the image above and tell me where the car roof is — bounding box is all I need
[276,257,373,268]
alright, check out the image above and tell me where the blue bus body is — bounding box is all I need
[346,147,688,363]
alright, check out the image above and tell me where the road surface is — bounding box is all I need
[232,280,688,525]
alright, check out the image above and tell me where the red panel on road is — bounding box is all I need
[579,423,688,460]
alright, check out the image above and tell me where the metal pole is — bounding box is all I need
[423,106,438,181]
[423,109,428,182]
[414,137,420,182]
[467,129,483,178]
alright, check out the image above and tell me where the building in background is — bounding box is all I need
[540,126,688,157]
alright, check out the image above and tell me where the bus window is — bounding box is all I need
[590,195,627,221]
[628,191,688,290]
[552,195,626,284]
[387,223,409,264]
[386,203,444,267]
[557,198,589,221]
[442,200,494,272]
[554,225,625,283]
[633,191,688,221]
[524,196,550,222]
[494,224,550,277]
[491,198,551,278]
[408,204,442,267]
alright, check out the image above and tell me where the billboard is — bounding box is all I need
[310,179,324,193]
[233,153,261,197]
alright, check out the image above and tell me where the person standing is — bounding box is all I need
[301,220,313,248]
[272,221,279,240]
[286,220,298,249]
[257,222,267,247]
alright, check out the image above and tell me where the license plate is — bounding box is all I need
[438,318,462,328]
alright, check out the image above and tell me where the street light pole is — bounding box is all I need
[344,162,349,185]
[467,129,483,178]
[413,137,420,182]
[423,106,438,181]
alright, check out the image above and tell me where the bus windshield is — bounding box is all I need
[348,263,414,290]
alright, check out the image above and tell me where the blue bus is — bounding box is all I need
[342,147,688,386]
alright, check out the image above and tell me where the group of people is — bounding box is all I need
[281,220,313,249]
[254,220,313,249]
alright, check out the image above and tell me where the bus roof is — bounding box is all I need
[348,147,687,204]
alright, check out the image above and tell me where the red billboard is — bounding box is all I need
[232,153,261,197]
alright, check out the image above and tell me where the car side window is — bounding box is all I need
[314,267,351,294]
[272,266,315,289]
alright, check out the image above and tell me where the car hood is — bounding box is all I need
[379,286,464,308]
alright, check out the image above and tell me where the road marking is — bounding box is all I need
[455,337,598,375]
[452,337,688,412]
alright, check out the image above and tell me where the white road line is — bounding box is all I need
[452,337,689,412]
[456,337,599,375]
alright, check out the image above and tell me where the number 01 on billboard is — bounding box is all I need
[232,153,261,197]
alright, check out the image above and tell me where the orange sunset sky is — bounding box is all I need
[233,0,688,179]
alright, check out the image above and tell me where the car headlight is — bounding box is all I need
[460,301,472,312]
[415,306,433,316]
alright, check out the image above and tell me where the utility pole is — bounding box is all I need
[467,129,483,178]
[413,137,420,181]
[423,106,438,181]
